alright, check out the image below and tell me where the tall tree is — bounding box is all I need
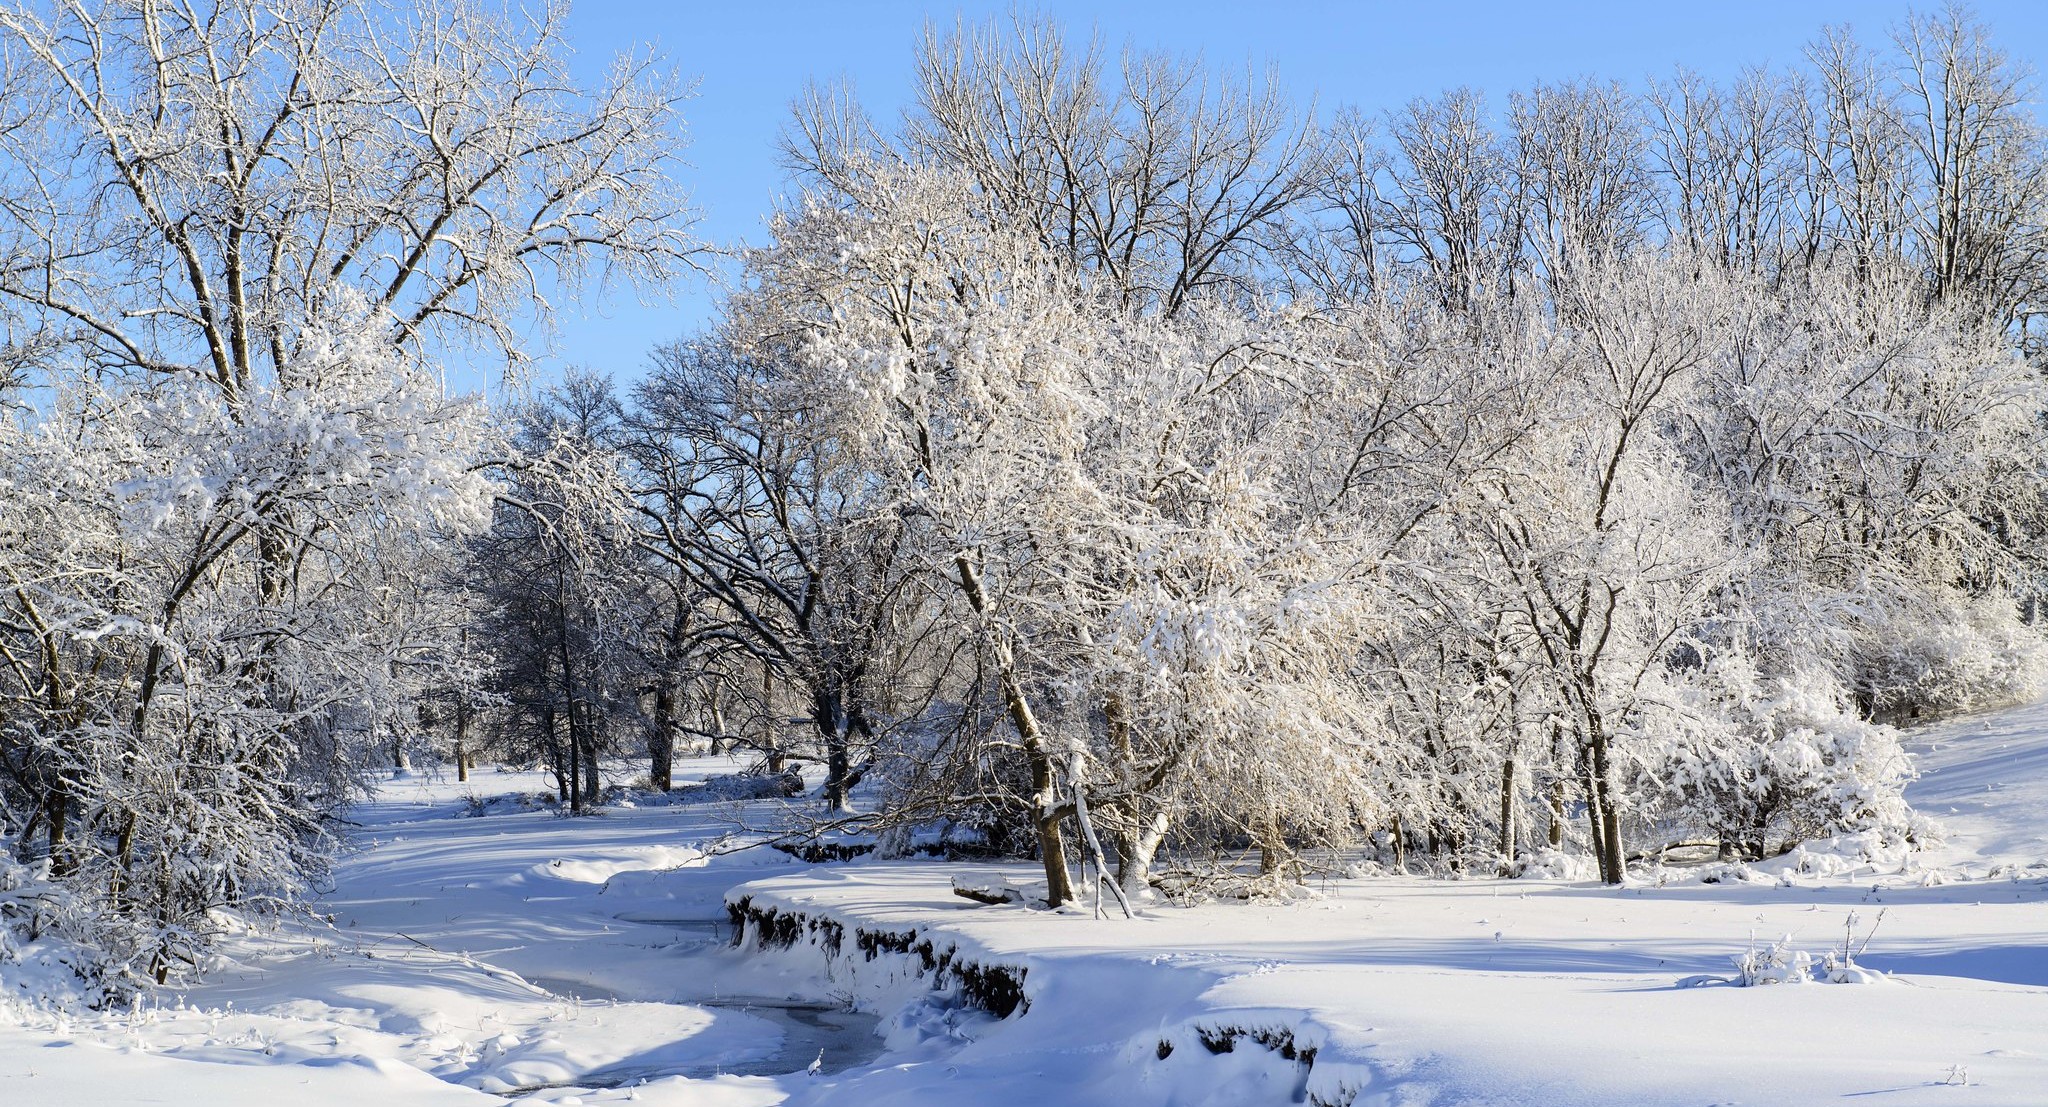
[0,0,694,986]
[0,0,696,394]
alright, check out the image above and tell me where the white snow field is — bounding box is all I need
[5,701,2048,1106]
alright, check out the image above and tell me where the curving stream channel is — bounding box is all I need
[506,973,886,1094]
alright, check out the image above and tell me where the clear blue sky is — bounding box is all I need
[515,0,2048,391]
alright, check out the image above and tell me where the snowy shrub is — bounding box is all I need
[0,856,51,963]
[1644,661,1913,859]
[1753,828,1921,880]
[1817,910,1894,984]
[1507,848,1598,882]
[0,855,132,1008]
[1849,592,2048,721]
[1724,913,1894,987]
[1732,934,1815,986]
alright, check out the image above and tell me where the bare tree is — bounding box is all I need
[1276,107,1386,303]
[1380,89,1525,312]
[1510,78,1655,295]
[1803,26,1916,283]
[472,375,655,812]
[1646,67,1804,274]
[1891,3,2048,322]
[0,0,696,397]
[784,13,1323,317]
[627,335,947,812]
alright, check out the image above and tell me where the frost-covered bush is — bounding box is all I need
[1645,663,1914,859]
[1725,915,1893,987]
[0,856,54,965]
[1849,592,2048,720]
[0,855,135,1007]
[1733,934,1816,986]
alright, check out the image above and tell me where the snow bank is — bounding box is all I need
[723,868,1384,1106]
[722,850,2048,1106]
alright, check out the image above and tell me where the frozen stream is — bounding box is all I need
[296,760,908,1102]
[519,973,884,1088]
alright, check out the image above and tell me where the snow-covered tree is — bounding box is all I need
[626,335,948,810]
[0,295,492,986]
[0,0,695,390]
[469,374,654,812]
[0,0,694,987]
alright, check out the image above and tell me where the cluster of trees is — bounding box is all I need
[566,7,2044,900]
[458,8,2048,904]
[0,0,692,989]
[4,0,2047,992]
[618,174,2039,900]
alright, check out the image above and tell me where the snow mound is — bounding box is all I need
[532,845,706,886]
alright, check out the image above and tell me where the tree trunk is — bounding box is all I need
[1256,811,1291,879]
[1119,809,1171,898]
[656,602,689,781]
[1547,778,1565,847]
[541,707,567,800]
[1581,716,1624,884]
[550,559,590,813]
[566,712,581,814]
[1034,804,1075,907]
[544,705,575,811]
[455,698,471,783]
[1498,753,1518,868]
[817,688,852,812]
[579,702,601,806]
[1577,744,1606,872]
[953,553,1073,907]
[45,787,69,878]
[824,736,851,810]
[650,684,675,791]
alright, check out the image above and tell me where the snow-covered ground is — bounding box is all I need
[6,702,2048,1106]
[0,755,849,1107]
